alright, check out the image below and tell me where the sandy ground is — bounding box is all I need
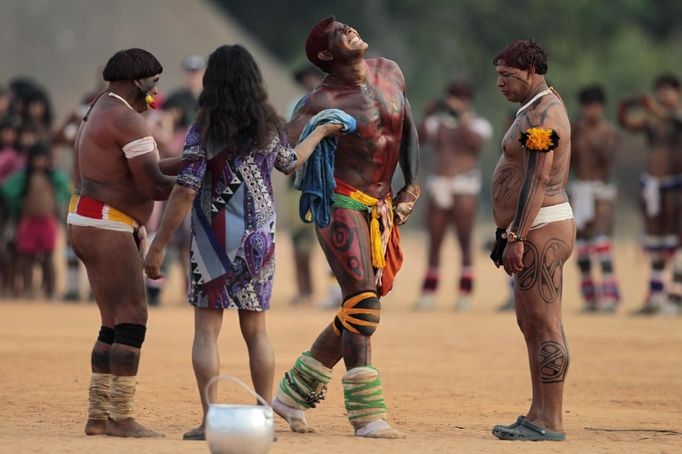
[1,229,681,454]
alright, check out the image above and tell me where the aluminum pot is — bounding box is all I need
[204,375,274,454]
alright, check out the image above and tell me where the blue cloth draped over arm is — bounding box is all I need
[294,109,356,228]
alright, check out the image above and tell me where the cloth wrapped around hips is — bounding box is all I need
[333,179,403,296]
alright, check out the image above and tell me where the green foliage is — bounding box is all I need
[215,0,681,213]
[216,0,680,115]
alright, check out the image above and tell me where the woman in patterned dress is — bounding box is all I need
[143,44,341,440]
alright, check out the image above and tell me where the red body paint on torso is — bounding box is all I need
[298,59,406,199]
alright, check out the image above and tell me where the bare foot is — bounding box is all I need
[272,397,316,433]
[355,420,405,439]
[84,419,108,435]
[107,418,163,438]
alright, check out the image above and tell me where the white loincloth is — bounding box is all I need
[641,174,682,218]
[67,212,137,233]
[527,202,574,231]
[427,169,482,209]
[568,180,617,229]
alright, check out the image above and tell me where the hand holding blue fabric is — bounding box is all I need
[294,109,357,227]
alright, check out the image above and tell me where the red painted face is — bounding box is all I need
[495,61,532,103]
[326,22,368,61]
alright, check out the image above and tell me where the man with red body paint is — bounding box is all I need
[272,17,420,438]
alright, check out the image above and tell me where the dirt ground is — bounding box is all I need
[1,230,681,454]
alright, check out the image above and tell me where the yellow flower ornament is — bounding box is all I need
[519,127,560,152]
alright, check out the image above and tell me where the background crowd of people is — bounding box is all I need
[1,60,680,318]
[414,73,682,316]
[0,55,203,303]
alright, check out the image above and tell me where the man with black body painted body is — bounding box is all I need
[490,39,575,441]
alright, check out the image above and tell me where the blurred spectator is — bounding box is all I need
[1,143,70,298]
[142,62,199,305]
[8,78,35,120]
[0,78,67,300]
[414,79,492,311]
[287,65,323,118]
[569,84,621,313]
[16,121,40,154]
[619,73,682,315]
[158,95,192,300]
[162,95,193,153]
[22,89,53,143]
[164,54,205,128]
[8,78,53,137]
[0,118,23,183]
[0,86,10,120]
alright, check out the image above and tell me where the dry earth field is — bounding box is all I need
[1,230,681,453]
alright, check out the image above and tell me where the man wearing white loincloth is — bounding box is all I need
[619,74,682,315]
[415,80,492,310]
[568,85,621,312]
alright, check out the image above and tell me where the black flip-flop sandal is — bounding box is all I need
[491,415,525,436]
[492,418,565,441]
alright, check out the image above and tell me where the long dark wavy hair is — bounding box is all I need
[196,45,282,155]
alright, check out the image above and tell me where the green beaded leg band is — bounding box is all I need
[277,351,333,410]
[342,366,388,427]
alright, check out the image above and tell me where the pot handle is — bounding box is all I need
[204,375,272,410]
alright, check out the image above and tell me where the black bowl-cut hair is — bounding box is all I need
[103,48,163,82]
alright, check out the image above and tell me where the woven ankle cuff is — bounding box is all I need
[108,376,136,421]
[88,373,113,421]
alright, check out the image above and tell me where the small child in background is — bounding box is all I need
[3,143,70,298]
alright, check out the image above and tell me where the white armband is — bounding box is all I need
[122,136,157,159]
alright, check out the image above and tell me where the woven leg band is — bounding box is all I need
[277,351,333,410]
[108,376,136,421]
[87,373,113,421]
[342,366,387,429]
